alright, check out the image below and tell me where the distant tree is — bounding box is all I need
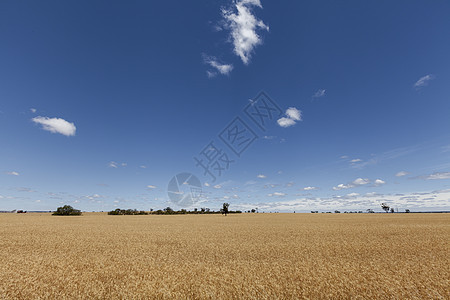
[251,208,256,213]
[53,205,82,216]
[390,207,395,213]
[405,209,410,213]
[194,208,198,212]
[335,210,341,213]
[381,203,390,213]
[222,203,230,216]
[164,207,173,214]
[366,209,374,213]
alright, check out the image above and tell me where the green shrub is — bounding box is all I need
[52,205,82,216]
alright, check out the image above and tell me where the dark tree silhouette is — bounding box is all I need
[381,203,390,213]
[221,203,230,216]
[53,205,82,216]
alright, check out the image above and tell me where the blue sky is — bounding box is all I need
[1,0,449,212]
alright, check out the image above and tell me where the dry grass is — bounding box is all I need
[0,213,448,299]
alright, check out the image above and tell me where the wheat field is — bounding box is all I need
[0,213,448,299]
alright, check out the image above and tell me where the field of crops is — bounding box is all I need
[0,213,448,299]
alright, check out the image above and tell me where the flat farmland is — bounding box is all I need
[0,213,448,299]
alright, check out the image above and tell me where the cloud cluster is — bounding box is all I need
[222,0,269,64]
[277,107,302,128]
[239,188,450,212]
[32,116,76,136]
[6,171,20,176]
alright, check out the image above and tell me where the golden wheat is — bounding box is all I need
[0,213,448,299]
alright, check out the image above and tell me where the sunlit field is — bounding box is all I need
[0,213,448,299]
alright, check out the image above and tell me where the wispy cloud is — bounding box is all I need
[313,89,326,98]
[6,171,20,176]
[277,107,302,128]
[257,174,266,179]
[350,158,362,163]
[30,108,37,113]
[423,172,450,180]
[414,74,435,89]
[147,185,157,189]
[203,55,233,77]
[32,116,76,136]
[395,171,409,177]
[222,0,269,64]
[108,161,127,168]
[350,144,422,169]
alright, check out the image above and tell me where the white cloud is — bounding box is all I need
[313,89,326,98]
[395,171,409,177]
[424,172,450,180]
[6,171,19,176]
[257,174,266,179]
[285,107,302,121]
[203,55,233,76]
[333,183,352,191]
[333,178,370,190]
[214,184,222,189]
[346,193,360,197]
[147,185,157,189]
[204,182,210,187]
[268,192,286,197]
[140,165,147,169]
[302,186,318,191]
[414,74,434,88]
[30,108,37,113]
[350,158,362,163]
[277,117,296,128]
[340,155,349,159]
[277,107,302,128]
[353,178,370,186]
[32,116,76,136]
[374,179,386,186]
[222,0,269,64]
